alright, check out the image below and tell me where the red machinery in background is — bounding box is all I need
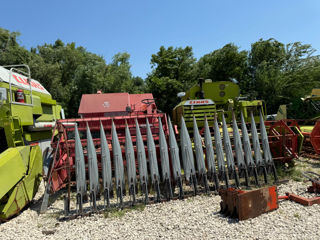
[44,92,168,193]
[265,120,300,163]
[279,171,320,206]
[78,92,158,118]
[273,119,320,157]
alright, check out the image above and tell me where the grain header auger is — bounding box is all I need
[0,65,63,221]
[40,92,278,217]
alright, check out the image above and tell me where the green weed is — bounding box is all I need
[103,204,145,218]
[294,213,301,219]
[276,161,303,182]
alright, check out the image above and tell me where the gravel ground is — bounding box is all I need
[1,158,320,240]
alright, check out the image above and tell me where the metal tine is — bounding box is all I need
[232,112,249,187]
[180,116,198,195]
[204,116,219,190]
[158,117,173,200]
[125,121,137,205]
[86,123,100,211]
[259,110,278,182]
[111,121,125,208]
[100,121,113,208]
[193,116,209,193]
[213,114,229,189]
[167,116,184,199]
[146,118,161,203]
[74,124,87,214]
[222,113,240,187]
[250,111,268,184]
[240,111,259,186]
[135,119,149,204]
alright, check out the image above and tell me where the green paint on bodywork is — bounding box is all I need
[0,73,61,220]
[24,131,53,142]
[0,146,42,220]
[172,81,266,129]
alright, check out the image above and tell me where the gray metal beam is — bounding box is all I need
[135,119,149,203]
[125,122,137,205]
[222,113,240,187]
[111,121,125,207]
[232,112,249,186]
[250,112,268,184]
[146,118,161,202]
[100,121,112,208]
[74,124,87,213]
[259,110,278,182]
[213,114,229,188]
[167,116,183,199]
[193,116,209,192]
[158,117,173,200]
[204,116,219,190]
[240,111,259,186]
[86,123,100,210]
[180,116,197,195]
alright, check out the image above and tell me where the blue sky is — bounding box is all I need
[1,0,319,78]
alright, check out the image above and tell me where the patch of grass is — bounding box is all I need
[187,197,194,203]
[276,161,303,182]
[294,213,301,219]
[57,195,64,201]
[103,204,145,218]
[44,212,61,219]
[104,209,125,218]
[131,204,145,212]
[69,192,77,200]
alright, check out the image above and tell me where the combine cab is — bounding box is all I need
[172,79,299,163]
[0,65,62,220]
[172,79,266,129]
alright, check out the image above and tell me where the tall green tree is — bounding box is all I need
[2,27,320,117]
[147,46,196,113]
[0,28,143,117]
[195,43,248,86]
[104,52,145,93]
[0,28,35,66]
[248,38,320,113]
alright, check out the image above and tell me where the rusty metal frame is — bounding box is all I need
[265,120,299,162]
[220,186,279,220]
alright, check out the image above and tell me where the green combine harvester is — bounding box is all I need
[172,78,266,129]
[0,65,62,220]
[277,88,320,154]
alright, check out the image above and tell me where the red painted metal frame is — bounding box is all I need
[279,193,320,206]
[279,175,320,206]
[48,113,168,192]
[285,119,320,155]
[310,121,320,154]
[78,93,157,117]
[265,120,299,163]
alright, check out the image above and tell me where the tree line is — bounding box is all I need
[1,27,319,117]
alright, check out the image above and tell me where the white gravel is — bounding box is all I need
[1,159,320,240]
